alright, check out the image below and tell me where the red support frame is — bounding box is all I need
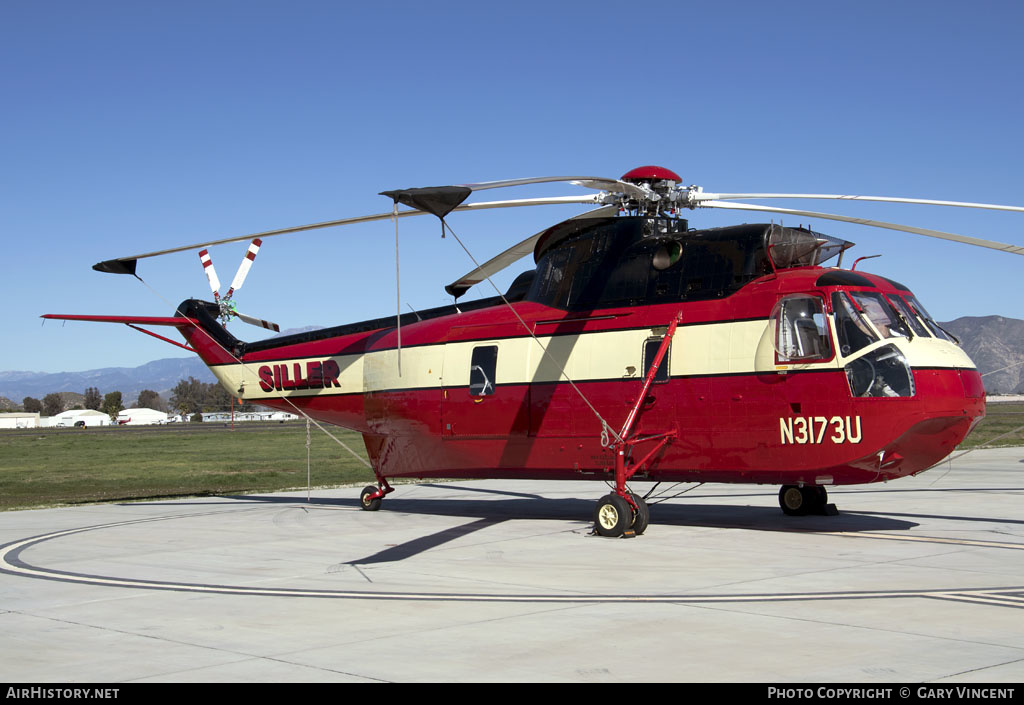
[125,323,195,352]
[612,311,682,508]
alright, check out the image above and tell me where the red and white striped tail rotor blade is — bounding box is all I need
[198,249,221,298]
[226,238,262,298]
[234,311,280,333]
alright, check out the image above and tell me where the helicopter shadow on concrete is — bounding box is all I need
[296,492,921,565]
[214,487,919,533]
[133,483,920,535]
[135,480,1024,534]
[124,489,917,566]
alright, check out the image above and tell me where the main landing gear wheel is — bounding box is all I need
[360,485,383,512]
[779,485,828,516]
[593,492,649,537]
[593,493,633,537]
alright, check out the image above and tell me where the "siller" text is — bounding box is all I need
[258,360,342,392]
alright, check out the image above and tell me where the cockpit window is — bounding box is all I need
[902,294,957,343]
[831,292,878,357]
[848,291,912,340]
[844,344,915,398]
[885,294,929,337]
[771,295,832,362]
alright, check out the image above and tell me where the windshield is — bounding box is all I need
[902,294,957,342]
[848,291,913,340]
[831,292,878,357]
[886,294,929,337]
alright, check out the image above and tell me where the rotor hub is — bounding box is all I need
[608,165,692,216]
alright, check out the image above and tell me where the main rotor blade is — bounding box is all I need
[234,311,281,333]
[704,201,1024,255]
[227,238,262,297]
[462,175,648,199]
[694,192,1024,213]
[445,205,618,298]
[198,249,221,296]
[92,195,600,274]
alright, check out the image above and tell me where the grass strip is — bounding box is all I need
[1,404,1021,512]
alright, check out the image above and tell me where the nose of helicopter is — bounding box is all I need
[862,368,985,480]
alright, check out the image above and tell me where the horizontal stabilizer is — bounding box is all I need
[41,314,193,327]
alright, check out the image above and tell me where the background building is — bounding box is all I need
[0,412,40,429]
[47,409,109,428]
[116,408,170,425]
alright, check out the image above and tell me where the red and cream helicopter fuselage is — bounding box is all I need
[49,166,1008,537]
[184,215,981,526]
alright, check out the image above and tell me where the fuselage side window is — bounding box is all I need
[642,338,671,383]
[469,345,498,396]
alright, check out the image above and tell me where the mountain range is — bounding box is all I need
[1,315,1021,409]
[0,357,216,408]
[941,316,1024,395]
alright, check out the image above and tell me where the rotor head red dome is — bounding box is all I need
[621,166,681,183]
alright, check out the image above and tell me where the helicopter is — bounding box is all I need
[44,166,1024,538]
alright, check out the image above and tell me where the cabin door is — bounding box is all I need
[441,331,530,439]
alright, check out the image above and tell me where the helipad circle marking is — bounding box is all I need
[3,509,1023,606]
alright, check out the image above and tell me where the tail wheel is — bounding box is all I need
[593,493,633,537]
[360,485,383,512]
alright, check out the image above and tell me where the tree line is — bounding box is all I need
[21,387,148,419]
[19,378,263,421]
[165,376,264,420]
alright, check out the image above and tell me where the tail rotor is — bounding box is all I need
[197,239,280,333]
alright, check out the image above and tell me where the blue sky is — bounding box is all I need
[3,1,1023,373]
